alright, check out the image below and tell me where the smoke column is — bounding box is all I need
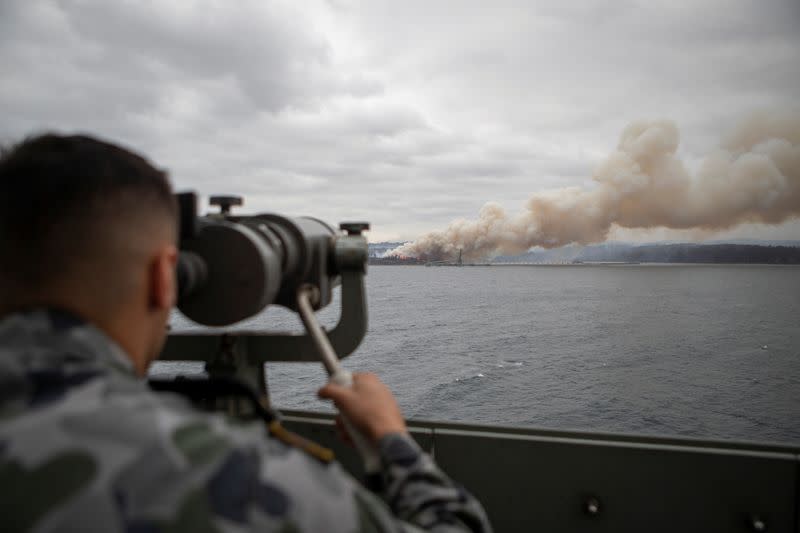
[390,111,800,261]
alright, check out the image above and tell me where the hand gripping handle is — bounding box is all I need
[329,370,382,474]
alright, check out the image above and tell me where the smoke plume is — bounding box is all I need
[390,111,800,261]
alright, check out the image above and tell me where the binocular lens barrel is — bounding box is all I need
[176,215,336,326]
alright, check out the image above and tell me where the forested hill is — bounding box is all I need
[370,242,800,264]
[575,243,800,264]
[489,242,800,264]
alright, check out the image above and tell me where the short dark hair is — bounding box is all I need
[0,133,176,297]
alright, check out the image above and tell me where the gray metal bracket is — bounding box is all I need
[158,268,368,365]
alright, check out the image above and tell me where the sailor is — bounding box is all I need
[0,134,491,532]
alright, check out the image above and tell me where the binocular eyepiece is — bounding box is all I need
[175,193,368,327]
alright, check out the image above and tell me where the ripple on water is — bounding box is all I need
[164,265,800,444]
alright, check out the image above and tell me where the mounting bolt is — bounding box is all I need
[750,515,766,532]
[584,496,601,516]
[339,222,370,235]
[209,195,243,215]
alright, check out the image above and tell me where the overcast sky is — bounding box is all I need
[2,0,799,242]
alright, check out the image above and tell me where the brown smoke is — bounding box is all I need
[391,111,800,261]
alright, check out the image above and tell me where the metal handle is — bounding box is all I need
[296,287,381,474]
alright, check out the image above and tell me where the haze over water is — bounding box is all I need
[159,264,800,445]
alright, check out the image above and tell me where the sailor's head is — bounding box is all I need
[0,133,178,374]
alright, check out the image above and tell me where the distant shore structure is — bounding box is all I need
[423,248,498,267]
[424,248,470,267]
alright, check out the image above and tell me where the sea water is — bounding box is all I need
[154,264,800,444]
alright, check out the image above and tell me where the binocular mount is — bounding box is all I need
[158,193,370,410]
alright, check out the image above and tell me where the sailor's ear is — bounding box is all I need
[149,244,178,311]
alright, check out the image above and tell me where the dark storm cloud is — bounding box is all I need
[1,0,798,241]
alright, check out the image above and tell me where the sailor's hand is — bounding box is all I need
[318,372,407,444]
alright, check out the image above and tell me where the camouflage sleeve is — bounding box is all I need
[171,421,492,533]
[367,433,492,532]
[1,406,490,533]
[237,427,491,533]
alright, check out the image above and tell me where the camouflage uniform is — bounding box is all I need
[0,310,491,533]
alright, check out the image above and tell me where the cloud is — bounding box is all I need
[1,0,798,241]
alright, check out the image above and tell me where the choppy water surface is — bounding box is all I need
[157,264,800,444]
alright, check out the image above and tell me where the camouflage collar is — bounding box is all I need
[0,308,136,379]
